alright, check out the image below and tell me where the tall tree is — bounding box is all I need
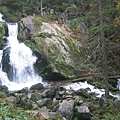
[98,0,109,98]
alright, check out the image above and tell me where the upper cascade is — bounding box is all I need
[7,23,18,37]
[0,13,5,22]
[0,17,43,91]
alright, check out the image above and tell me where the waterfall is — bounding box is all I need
[0,14,43,91]
[7,23,42,83]
[0,13,5,22]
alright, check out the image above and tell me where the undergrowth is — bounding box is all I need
[0,98,35,120]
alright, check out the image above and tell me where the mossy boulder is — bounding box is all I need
[19,16,88,80]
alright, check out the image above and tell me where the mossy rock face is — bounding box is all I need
[0,21,6,44]
[19,16,88,80]
[31,34,76,79]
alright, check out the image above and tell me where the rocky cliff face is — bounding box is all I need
[19,16,87,80]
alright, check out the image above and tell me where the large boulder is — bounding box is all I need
[30,83,44,91]
[76,105,91,120]
[58,99,75,119]
[19,16,86,80]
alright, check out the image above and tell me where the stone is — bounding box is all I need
[76,105,91,120]
[20,96,32,109]
[32,103,40,110]
[40,89,50,98]
[6,96,15,103]
[55,94,62,100]
[17,87,29,94]
[30,93,42,102]
[21,17,36,35]
[58,91,65,95]
[75,89,91,99]
[53,97,59,105]
[36,98,51,107]
[45,87,57,98]
[40,112,57,120]
[58,100,74,120]
[30,83,44,90]
[74,96,84,104]
[0,91,6,98]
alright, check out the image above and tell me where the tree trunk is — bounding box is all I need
[98,0,109,98]
[41,0,43,16]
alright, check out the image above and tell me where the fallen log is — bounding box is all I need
[72,76,93,82]
[72,74,120,82]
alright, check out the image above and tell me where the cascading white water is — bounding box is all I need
[0,13,5,22]
[0,50,3,70]
[0,14,43,90]
[7,23,41,84]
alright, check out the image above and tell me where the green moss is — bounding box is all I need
[0,6,19,22]
[65,37,87,63]
[56,62,75,78]
[92,99,120,120]
[42,14,60,23]
[0,21,6,44]
[32,17,42,31]
[42,41,75,78]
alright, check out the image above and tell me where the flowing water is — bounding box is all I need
[0,13,120,97]
[0,13,5,22]
[0,16,42,91]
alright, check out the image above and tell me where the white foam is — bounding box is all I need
[64,81,120,99]
[0,13,5,22]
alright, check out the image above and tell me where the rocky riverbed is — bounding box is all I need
[0,80,120,120]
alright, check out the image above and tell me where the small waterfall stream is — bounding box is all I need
[0,14,43,91]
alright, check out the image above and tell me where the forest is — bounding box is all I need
[0,0,120,120]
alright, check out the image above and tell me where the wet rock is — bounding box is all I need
[17,87,29,94]
[32,103,40,110]
[74,96,84,104]
[52,98,59,110]
[100,96,108,106]
[75,89,91,99]
[30,83,44,90]
[58,91,65,96]
[55,94,62,100]
[65,95,73,99]
[20,96,33,109]
[40,89,50,98]
[76,105,91,120]
[45,87,57,98]
[58,99,74,119]
[30,92,42,102]
[53,97,58,104]
[36,98,51,107]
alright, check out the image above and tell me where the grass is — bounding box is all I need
[0,98,34,120]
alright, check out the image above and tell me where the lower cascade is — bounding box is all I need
[0,23,42,91]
